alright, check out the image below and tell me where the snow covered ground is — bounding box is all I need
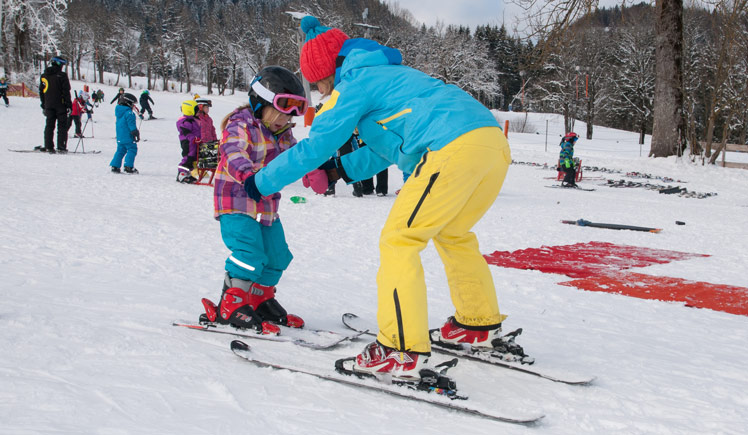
[1,76,748,434]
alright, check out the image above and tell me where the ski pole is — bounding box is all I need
[73,117,90,153]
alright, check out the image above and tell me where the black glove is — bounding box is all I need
[131,129,140,143]
[318,159,336,170]
[243,174,262,202]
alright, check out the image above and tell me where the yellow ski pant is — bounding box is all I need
[376,127,511,353]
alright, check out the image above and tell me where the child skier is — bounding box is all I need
[195,98,217,142]
[110,88,125,104]
[139,90,155,120]
[241,16,521,380]
[200,66,309,333]
[109,93,140,174]
[559,132,579,187]
[68,94,87,138]
[176,100,202,183]
[0,77,9,107]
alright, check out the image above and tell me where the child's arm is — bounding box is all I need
[220,120,259,183]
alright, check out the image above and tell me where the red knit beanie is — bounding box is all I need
[299,16,349,83]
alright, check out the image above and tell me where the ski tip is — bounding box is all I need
[342,312,358,321]
[230,340,250,352]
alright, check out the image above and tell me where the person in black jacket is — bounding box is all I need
[110,88,125,104]
[38,57,72,153]
[139,89,155,119]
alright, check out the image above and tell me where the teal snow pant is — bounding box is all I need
[219,213,293,286]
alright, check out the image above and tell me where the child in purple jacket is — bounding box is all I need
[199,66,309,334]
[176,100,202,183]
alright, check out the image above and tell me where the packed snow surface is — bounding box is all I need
[2,75,747,434]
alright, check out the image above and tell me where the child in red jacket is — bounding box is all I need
[67,95,87,138]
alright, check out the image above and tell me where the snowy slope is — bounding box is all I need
[1,78,748,434]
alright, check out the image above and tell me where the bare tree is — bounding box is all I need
[698,0,748,163]
[649,0,685,157]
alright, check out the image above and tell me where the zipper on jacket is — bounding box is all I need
[407,172,439,228]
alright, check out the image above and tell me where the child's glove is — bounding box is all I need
[243,174,262,202]
[131,129,140,142]
[302,169,329,194]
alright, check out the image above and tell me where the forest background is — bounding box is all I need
[2,0,747,161]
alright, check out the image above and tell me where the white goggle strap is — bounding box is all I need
[251,80,276,105]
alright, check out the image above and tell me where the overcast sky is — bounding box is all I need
[388,0,628,32]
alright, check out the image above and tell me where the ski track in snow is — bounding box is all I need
[1,74,748,434]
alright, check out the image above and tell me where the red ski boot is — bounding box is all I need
[352,341,429,381]
[247,282,305,328]
[431,317,502,350]
[201,286,279,335]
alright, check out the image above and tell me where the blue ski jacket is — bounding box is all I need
[254,38,500,195]
[115,104,137,144]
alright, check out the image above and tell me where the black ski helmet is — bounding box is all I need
[120,93,137,107]
[248,66,305,117]
[50,56,67,67]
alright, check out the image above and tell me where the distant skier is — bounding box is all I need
[67,94,87,138]
[139,89,155,120]
[0,77,9,107]
[199,66,308,333]
[558,132,579,187]
[92,89,104,105]
[109,93,140,174]
[110,88,125,104]
[38,56,72,153]
[175,100,202,183]
[78,85,94,120]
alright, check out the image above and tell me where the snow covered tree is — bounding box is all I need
[608,25,656,145]
[1,0,67,78]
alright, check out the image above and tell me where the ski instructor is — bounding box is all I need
[38,56,72,153]
[242,16,517,379]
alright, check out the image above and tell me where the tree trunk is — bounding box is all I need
[650,0,684,157]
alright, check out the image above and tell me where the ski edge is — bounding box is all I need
[341,313,596,386]
[230,340,544,426]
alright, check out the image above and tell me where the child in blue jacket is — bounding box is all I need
[109,93,140,173]
[558,132,579,187]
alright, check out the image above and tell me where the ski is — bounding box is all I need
[342,313,595,386]
[8,148,101,154]
[561,219,662,233]
[230,340,543,425]
[545,185,596,191]
[172,319,364,350]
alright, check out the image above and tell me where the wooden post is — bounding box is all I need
[504,120,509,138]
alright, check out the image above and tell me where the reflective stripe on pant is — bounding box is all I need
[376,127,511,353]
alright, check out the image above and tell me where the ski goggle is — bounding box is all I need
[251,80,308,116]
